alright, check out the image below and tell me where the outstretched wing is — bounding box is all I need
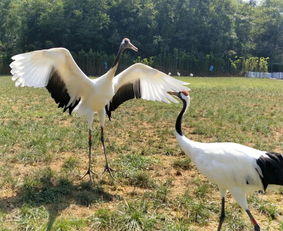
[105,63,189,119]
[10,48,94,114]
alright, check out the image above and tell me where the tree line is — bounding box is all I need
[0,0,282,76]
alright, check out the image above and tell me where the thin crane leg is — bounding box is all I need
[81,129,95,182]
[217,197,225,231]
[246,209,260,231]
[100,126,114,177]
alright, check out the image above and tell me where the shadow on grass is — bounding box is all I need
[0,172,117,230]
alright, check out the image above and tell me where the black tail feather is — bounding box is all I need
[256,152,283,190]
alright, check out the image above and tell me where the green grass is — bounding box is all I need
[248,193,279,220]
[0,76,282,230]
[172,157,192,170]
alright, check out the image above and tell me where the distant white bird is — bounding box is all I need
[169,90,283,231]
[10,38,189,181]
[168,72,172,76]
[177,71,181,77]
[190,73,194,77]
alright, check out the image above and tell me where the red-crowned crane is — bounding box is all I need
[168,90,283,231]
[10,38,189,182]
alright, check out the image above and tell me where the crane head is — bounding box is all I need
[120,38,138,52]
[168,90,190,98]
[168,90,190,103]
[168,90,191,113]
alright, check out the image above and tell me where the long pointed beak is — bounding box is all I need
[129,42,138,52]
[167,91,178,96]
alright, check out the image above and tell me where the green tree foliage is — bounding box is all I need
[16,0,110,51]
[0,0,282,75]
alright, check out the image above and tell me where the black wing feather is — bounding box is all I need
[256,152,283,190]
[105,79,141,119]
[46,69,80,115]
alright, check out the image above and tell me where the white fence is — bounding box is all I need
[246,72,283,79]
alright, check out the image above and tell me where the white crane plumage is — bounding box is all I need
[10,38,189,181]
[169,90,283,231]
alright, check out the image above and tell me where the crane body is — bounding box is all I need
[10,38,189,181]
[169,90,283,231]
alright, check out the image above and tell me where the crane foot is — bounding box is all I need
[102,164,115,178]
[81,168,96,183]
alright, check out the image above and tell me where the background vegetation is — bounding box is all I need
[0,76,282,230]
[0,0,283,75]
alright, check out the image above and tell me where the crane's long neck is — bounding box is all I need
[105,46,124,79]
[111,46,124,70]
[175,96,199,161]
[176,96,189,136]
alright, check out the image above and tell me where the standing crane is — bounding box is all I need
[169,90,283,231]
[10,38,189,181]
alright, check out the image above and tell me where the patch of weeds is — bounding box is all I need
[116,154,157,188]
[127,170,156,189]
[172,158,191,170]
[154,180,172,204]
[249,194,278,220]
[107,141,125,153]
[12,133,55,164]
[145,179,172,206]
[224,208,247,231]
[0,165,16,188]
[52,217,87,230]
[22,167,54,191]
[21,170,113,207]
[194,182,210,199]
[163,218,196,231]
[190,123,208,136]
[75,184,114,206]
[90,200,159,231]
[75,190,99,206]
[117,154,156,171]
[162,147,178,156]
[188,201,210,225]
[0,211,8,230]
[207,200,220,214]
[89,208,116,230]
[0,125,17,153]
[20,168,73,205]
[116,200,158,231]
[61,156,80,178]
[191,177,216,191]
[17,205,48,230]
[177,191,210,225]
[17,151,53,164]
[62,156,79,171]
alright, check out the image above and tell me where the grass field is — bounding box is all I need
[0,76,282,231]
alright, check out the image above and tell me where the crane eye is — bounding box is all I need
[122,38,129,44]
